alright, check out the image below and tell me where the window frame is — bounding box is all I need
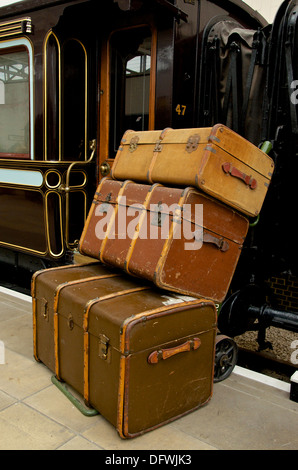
[0,37,34,160]
[61,38,88,162]
[99,24,157,162]
[44,31,88,162]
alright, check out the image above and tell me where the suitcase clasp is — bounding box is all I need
[98,334,110,360]
[129,136,139,152]
[151,202,166,227]
[67,314,74,330]
[98,202,110,214]
[186,134,200,153]
[41,298,49,322]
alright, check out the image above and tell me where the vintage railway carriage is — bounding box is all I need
[0,0,265,271]
[0,0,297,360]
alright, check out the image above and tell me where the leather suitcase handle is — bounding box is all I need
[148,338,201,364]
[222,162,257,189]
[203,232,229,252]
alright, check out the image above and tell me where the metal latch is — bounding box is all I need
[98,334,110,360]
[98,202,110,214]
[186,134,200,153]
[41,298,48,322]
[151,202,166,227]
[67,314,74,330]
[129,136,139,152]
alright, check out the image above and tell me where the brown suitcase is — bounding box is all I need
[32,266,217,438]
[111,125,274,217]
[79,178,249,302]
[31,261,120,372]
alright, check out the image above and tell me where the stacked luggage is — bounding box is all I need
[32,124,274,438]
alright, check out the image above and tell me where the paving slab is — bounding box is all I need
[0,286,297,451]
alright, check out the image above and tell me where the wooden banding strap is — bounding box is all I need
[146,127,172,183]
[98,179,133,262]
[124,183,162,274]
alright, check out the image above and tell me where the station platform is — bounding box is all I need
[0,285,297,451]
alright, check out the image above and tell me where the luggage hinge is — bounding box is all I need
[186,134,200,153]
[98,334,110,360]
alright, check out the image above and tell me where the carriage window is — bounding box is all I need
[0,46,30,159]
[109,27,152,155]
[62,39,87,161]
[45,34,87,161]
[45,33,59,160]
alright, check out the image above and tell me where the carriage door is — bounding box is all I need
[44,32,96,252]
[99,25,155,172]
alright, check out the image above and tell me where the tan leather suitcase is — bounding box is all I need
[111,125,274,217]
[79,178,249,302]
[32,266,217,438]
[31,261,120,372]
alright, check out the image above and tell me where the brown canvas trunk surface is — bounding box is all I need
[31,261,120,372]
[111,125,274,217]
[79,178,249,302]
[32,264,217,438]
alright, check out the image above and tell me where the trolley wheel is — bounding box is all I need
[213,334,238,383]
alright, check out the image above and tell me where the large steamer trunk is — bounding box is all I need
[32,264,217,438]
[111,125,274,217]
[79,178,249,302]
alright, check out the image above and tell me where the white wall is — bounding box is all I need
[243,0,285,23]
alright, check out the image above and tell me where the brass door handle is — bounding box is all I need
[100,161,111,176]
[64,139,96,249]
